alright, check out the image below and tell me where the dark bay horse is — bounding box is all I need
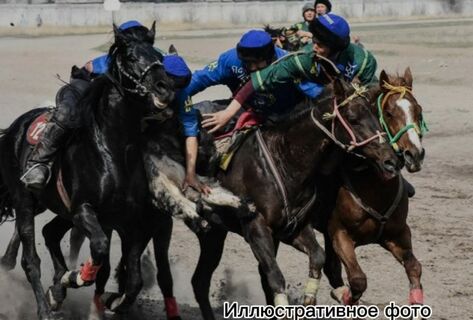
[317,68,427,308]
[149,77,400,320]
[0,24,175,319]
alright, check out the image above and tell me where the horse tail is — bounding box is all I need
[0,134,14,225]
[0,107,47,224]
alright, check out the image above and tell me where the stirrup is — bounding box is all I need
[20,163,52,187]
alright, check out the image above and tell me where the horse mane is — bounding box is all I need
[264,24,283,37]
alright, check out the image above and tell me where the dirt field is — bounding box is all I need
[0,18,472,320]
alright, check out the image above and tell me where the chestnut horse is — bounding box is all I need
[319,68,427,308]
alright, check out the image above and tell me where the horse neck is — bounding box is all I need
[264,108,339,193]
[88,85,145,154]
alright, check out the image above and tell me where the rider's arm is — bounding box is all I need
[178,91,211,194]
[250,52,317,93]
[185,51,232,97]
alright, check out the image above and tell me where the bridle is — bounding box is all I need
[310,83,386,155]
[115,56,164,97]
[377,81,428,153]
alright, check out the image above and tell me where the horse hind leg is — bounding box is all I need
[288,225,325,305]
[0,223,21,270]
[42,216,74,311]
[15,198,52,319]
[382,225,424,312]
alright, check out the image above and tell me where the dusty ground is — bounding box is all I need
[0,17,472,319]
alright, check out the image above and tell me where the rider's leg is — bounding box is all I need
[21,79,90,189]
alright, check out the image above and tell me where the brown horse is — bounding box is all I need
[319,68,427,308]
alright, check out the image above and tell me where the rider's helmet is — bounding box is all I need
[314,0,332,13]
[236,30,276,65]
[118,20,143,31]
[309,13,350,52]
[117,20,155,44]
[163,55,192,89]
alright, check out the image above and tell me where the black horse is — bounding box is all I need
[143,77,400,319]
[0,24,175,319]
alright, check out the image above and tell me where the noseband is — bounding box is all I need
[311,83,386,155]
[377,81,428,153]
[115,56,163,97]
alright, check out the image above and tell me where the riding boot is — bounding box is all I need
[20,119,69,190]
[403,177,416,198]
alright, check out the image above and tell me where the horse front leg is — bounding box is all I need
[68,225,86,269]
[153,214,182,320]
[330,218,366,305]
[258,239,280,306]
[192,227,227,320]
[42,216,74,310]
[15,199,51,319]
[288,225,325,305]
[102,229,147,314]
[322,230,345,290]
[382,225,424,313]
[0,222,21,270]
[60,203,108,290]
[242,215,288,308]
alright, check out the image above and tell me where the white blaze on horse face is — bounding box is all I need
[397,99,423,152]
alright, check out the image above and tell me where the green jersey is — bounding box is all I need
[251,43,377,93]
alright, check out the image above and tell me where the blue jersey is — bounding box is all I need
[90,54,199,137]
[186,47,321,116]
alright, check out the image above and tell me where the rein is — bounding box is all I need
[310,84,386,155]
[377,81,429,153]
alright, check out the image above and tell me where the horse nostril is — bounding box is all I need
[420,148,426,160]
[383,159,397,173]
[404,150,414,162]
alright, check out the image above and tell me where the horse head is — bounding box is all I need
[108,21,175,110]
[377,68,426,172]
[323,78,400,180]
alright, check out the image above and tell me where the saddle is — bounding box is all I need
[214,110,262,170]
[26,110,53,145]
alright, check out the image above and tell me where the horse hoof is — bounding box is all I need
[101,292,129,313]
[47,284,67,311]
[0,256,16,271]
[303,295,317,306]
[330,285,350,304]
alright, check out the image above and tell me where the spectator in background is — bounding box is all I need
[314,0,332,16]
[293,3,316,43]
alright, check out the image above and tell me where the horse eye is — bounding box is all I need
[385,111,393,119]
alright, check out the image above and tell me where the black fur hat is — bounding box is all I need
[314,0,332,13]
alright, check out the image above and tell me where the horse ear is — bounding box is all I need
[379,70,390,92]
[113,24,128,48]
[147,21,156,43]
[168,44,178,55]
[404,67,413,88]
